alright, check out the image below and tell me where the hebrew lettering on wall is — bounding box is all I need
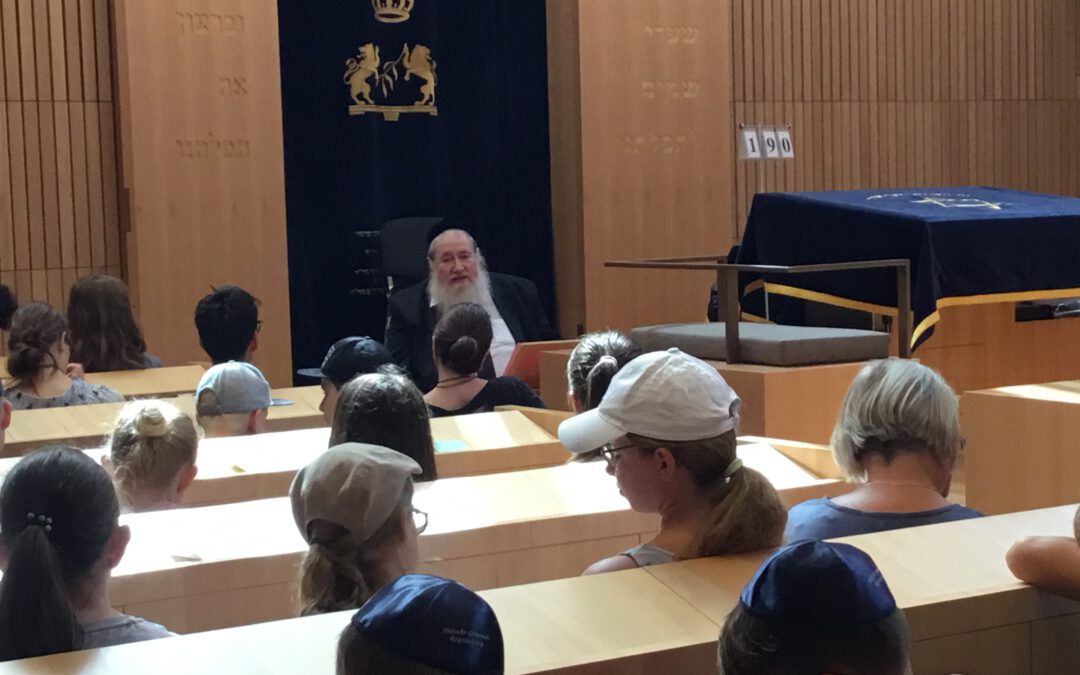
[176,135,252,160]
[176,11,246,37]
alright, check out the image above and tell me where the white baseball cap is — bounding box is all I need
[557,348,741,455]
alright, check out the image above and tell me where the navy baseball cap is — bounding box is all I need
[740,540,897,626]
[296,337,393,387]
[350,574,503,674]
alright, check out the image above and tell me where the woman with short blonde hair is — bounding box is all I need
[106,400,199,512]
[785,358,980,541]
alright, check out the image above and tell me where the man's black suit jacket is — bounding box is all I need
[385,273,560,392]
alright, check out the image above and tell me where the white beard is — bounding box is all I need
[428,263,497,316]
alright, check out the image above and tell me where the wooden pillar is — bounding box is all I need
[113,1,292,384]
[547,0,737,336]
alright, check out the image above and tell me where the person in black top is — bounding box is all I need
[385,226,559,392]
[422,302,544,418]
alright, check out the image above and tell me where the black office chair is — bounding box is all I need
[380,217,444,294]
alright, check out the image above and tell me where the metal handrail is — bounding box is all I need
[604,257,912,363]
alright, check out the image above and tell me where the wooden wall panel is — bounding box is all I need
[113,0,292,385]
[548,0,737,334]
[0,0,121,353]
[732,0,1080,232]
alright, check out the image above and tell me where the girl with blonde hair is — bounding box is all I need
[105,400,199,512]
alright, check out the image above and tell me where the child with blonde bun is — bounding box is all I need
[104,400,199,512]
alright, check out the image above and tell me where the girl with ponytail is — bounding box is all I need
[422,302,544,417]
[565,330,643,463]
[3,302,123,410]
[290,443,424,616]
[556,349,786,573]
[565,330,642,413]
[105,400,200,512]
[0,447,173,661]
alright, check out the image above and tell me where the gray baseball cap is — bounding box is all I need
[195,361,292,416]
[289,443,422,544]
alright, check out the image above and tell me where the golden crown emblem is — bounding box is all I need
[372,0,414,23]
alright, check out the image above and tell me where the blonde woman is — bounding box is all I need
[105,400,199,512]
[785,358,981,541]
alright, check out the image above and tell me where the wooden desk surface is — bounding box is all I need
[481,569,719,673]
[176,410,569,505]
[2,386,324,456]
[644,505,1080,640]
[115,445,816,589]
[101,442,835,633]
[0,410,571,506]
[10,506,1080,674]
[973,380,1080,404]
[0,571,721,675]
[83,365,206,398]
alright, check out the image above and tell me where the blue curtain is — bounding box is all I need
[277,0,554,377]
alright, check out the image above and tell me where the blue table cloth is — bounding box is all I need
[736,187,1080,348]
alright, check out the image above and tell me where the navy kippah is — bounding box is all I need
[740,540,897,625]
[351,574,504,674]
[426,217,474,246]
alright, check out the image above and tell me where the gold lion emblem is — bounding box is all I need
[344,43,380,106]
[403,44,436,106]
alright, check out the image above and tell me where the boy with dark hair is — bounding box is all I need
[194,285,260,364]
[297,336,394,425]
[718,540,910,675]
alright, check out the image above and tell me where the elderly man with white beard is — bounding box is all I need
[384,226,559,392]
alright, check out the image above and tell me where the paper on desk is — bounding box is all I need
[434,439,469,453]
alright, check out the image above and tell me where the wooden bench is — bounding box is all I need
[962,380,1080,514]
[0,569,719,675]
[140,409,569,506]
[647,504,1080,674]
[2,386,325,457]
[2,361,205,398]
[0,409,573,506]
[539,347,864,444]
[107,440,839,634]
[83,364,207,398]
[8,505,1079,674]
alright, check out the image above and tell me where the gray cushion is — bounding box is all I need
[630,322,890,367]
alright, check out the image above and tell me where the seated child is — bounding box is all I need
[105,399,200,512]
[3,302,123,410]
[296,336,393,425]
[337,574,503,675]
[194,361,288,438]
[291,443,424,615]
[717,539,910,675]
[0,447,173,661]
